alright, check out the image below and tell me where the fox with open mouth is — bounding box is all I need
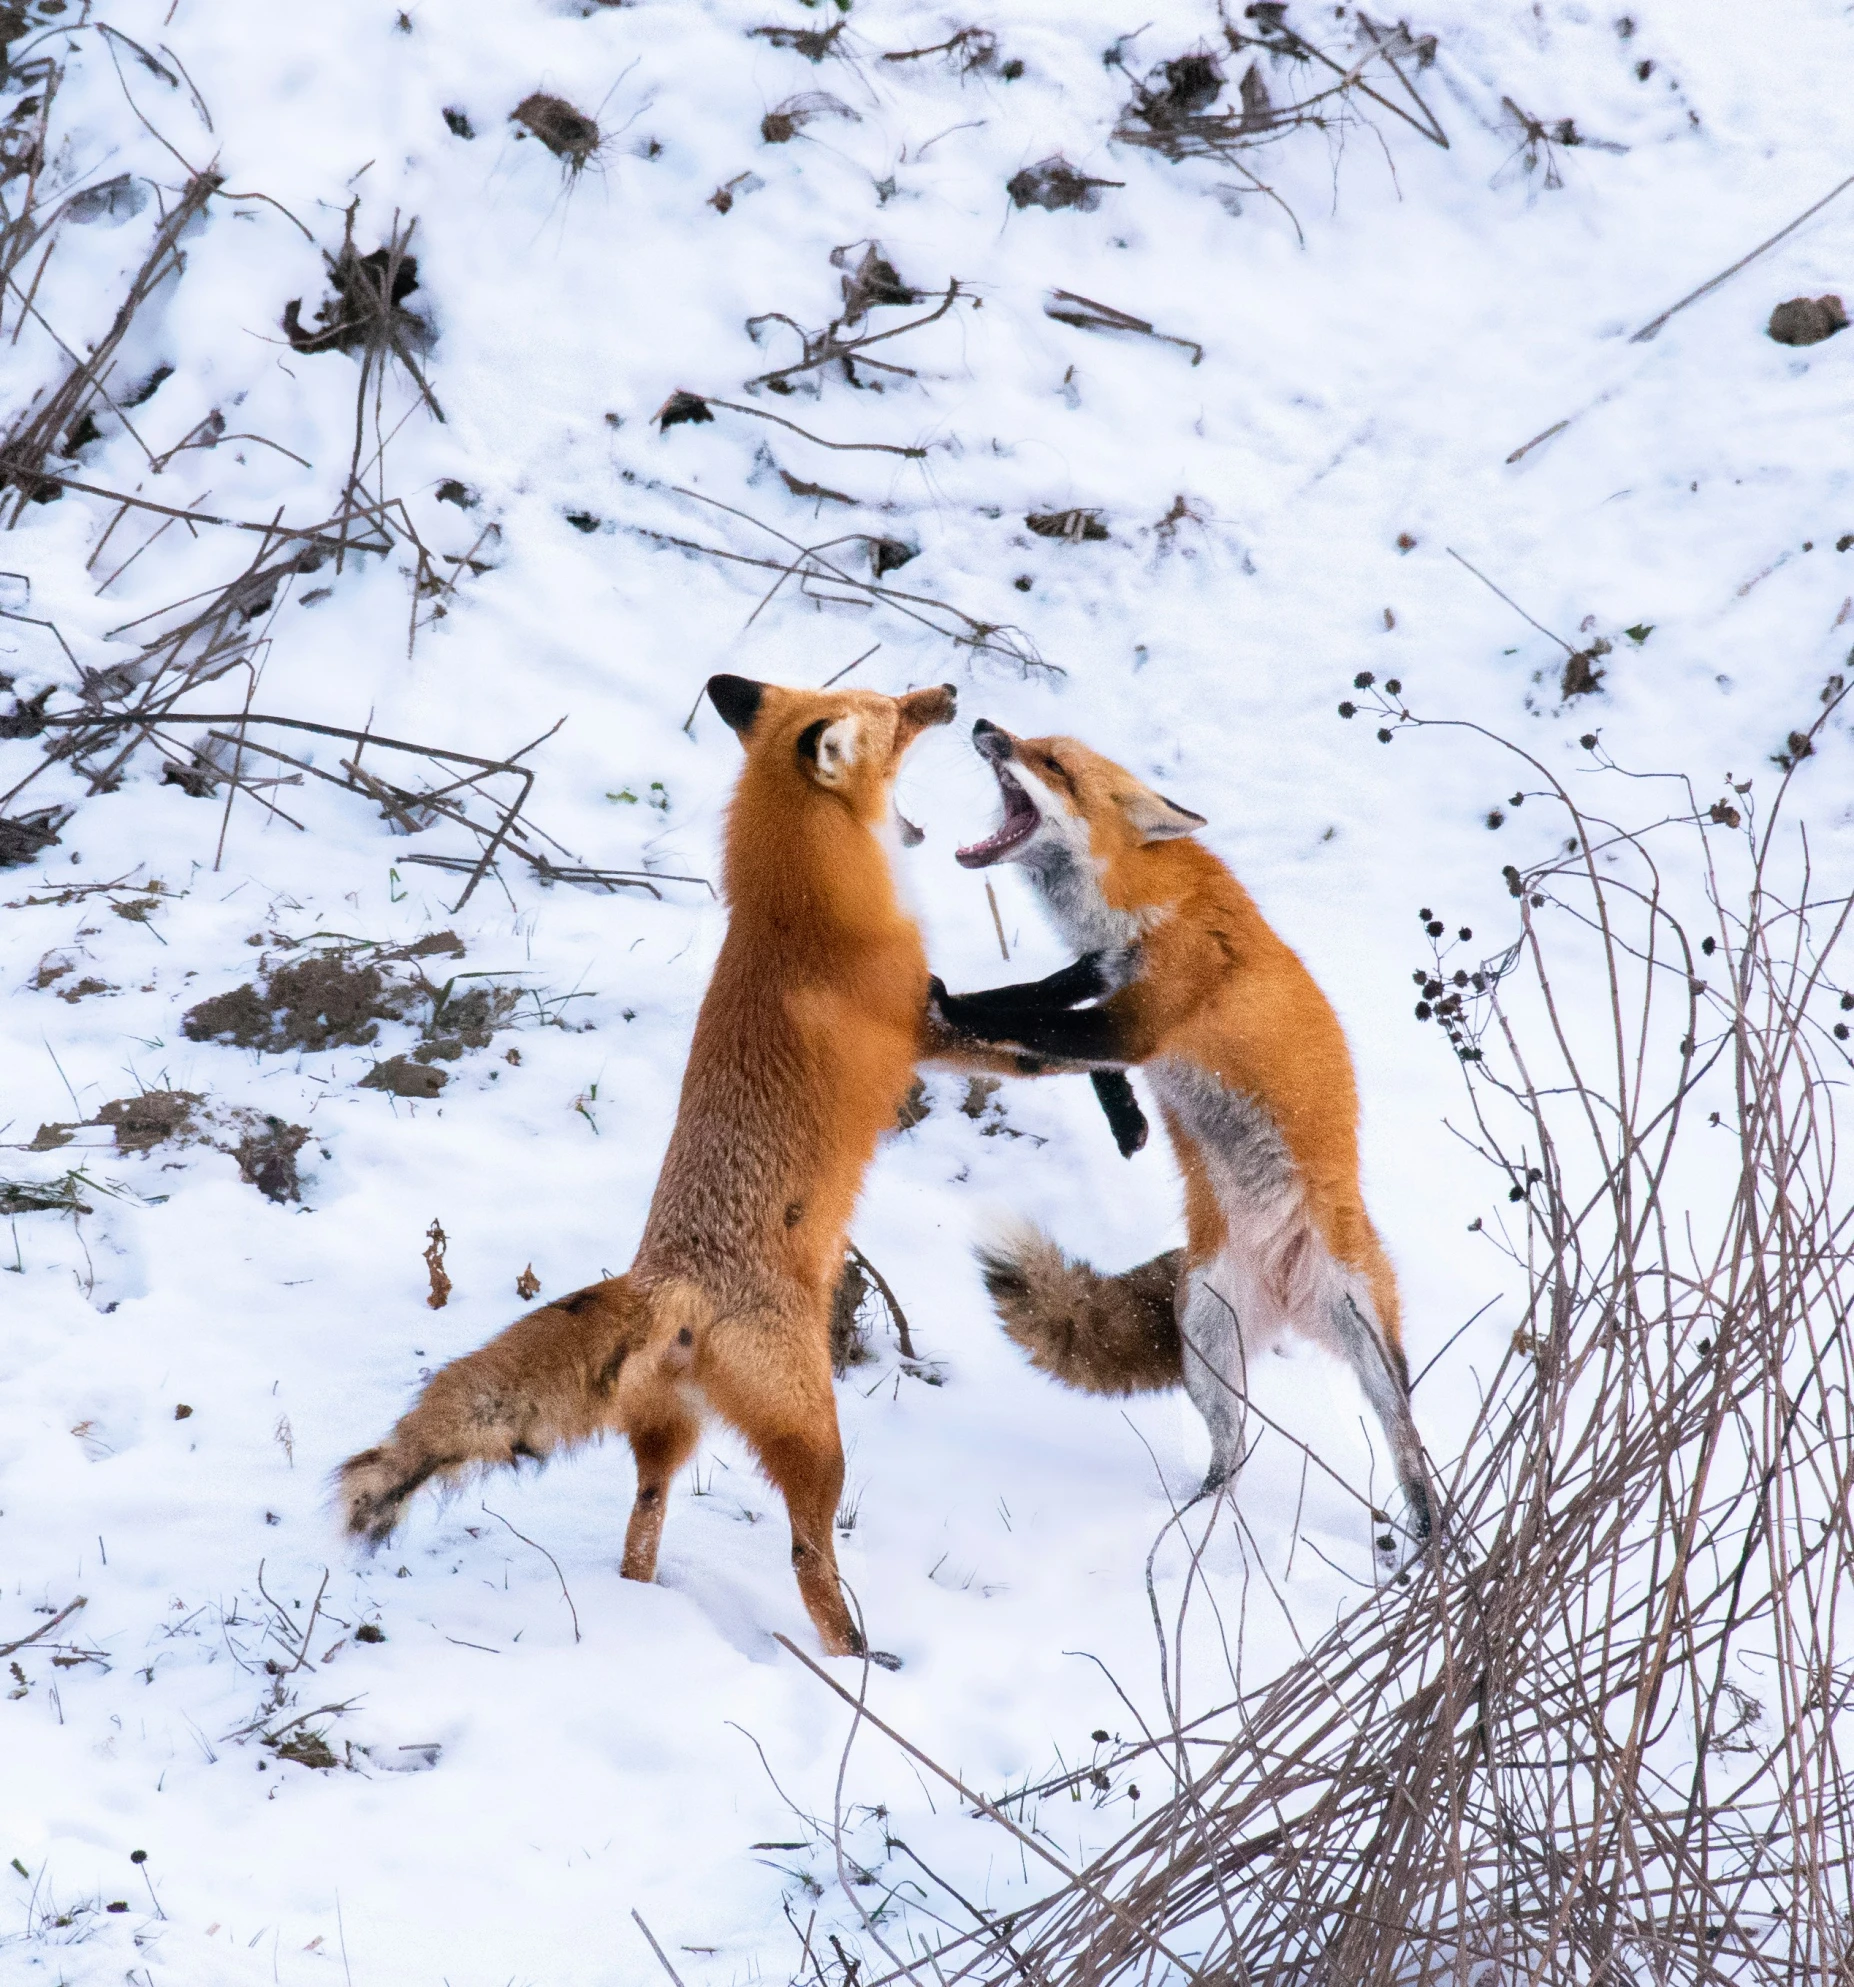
[928,717,1432,1543]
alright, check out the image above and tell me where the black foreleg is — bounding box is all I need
[1091,1071,1148,1158]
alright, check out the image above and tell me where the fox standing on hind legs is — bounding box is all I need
[339,675,957,1659]
[929,717,1433,1542]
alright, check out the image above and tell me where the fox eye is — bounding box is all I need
[1039,755,1076,796]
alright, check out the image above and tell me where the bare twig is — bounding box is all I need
[481,1502,581,1643]
[0,1596,86,1660]
[1631,171,1854,343]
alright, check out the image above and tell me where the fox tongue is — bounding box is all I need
[955,776,1038,869]
[954,830,1012,870]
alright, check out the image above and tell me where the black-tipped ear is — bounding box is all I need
[1119,784,1206,842]
[707,674,766,738]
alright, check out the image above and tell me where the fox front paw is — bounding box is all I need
[925,974,980,1041]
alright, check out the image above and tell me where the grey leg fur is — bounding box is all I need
[1176,1270,1252,1492]
[1331,1294,1432,1541]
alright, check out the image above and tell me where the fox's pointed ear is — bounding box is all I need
[795,713,863,789]
[707,675,768,739]
[1118,783,1206,842]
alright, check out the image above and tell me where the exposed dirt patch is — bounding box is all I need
[182,952,423,1053]
[182,938,516,1099]
[655,390,714,432]
[960,1076,1002,1119]
[360,1056,446,1098]
[96,1089,204,1152]
[28,1090,313,1202]
[894,1077,931,1130]
[233,1118,312,1202]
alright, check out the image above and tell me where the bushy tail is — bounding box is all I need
[977,1226,1184,1396]
[338,1276,698,1545]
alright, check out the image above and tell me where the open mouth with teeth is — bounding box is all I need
[955,763,1041,869]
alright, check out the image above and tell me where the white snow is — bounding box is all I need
[2,0,1850,1980]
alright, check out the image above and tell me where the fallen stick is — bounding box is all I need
[1045,288,1203,365]
[0,1596,86,1659]
[1,472,392,554]
[1631,171,1854,343]
[696,394,927,458]
[631,1910,688,1987]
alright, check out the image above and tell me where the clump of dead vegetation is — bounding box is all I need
[789,694,1854,1987]
[744,239,963,393]
[1108,9,1446,234]
[511,91,603,173]
[0,164,222,515]
[749,16,847,63]
[829,1242,925,1379]
[761,91,859,145]
[282,222,433,368]
[1026,507,1108,543]
[1006,156,1122,213]
[880,26,1008,76]
[1768,293,1846,347]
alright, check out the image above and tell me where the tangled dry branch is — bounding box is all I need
[798,699,1854,1987]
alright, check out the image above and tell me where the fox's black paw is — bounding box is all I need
[926,975,981,1040]
[1091,1070,1149,1158]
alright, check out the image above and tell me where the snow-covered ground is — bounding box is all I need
[2,0,1850,1980]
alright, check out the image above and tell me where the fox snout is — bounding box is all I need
[972,717,1015,764]
[899,683,959,738]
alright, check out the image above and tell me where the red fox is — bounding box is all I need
[927,718,1432,1541]
[339,675,957,1658]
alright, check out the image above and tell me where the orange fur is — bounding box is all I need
[339,676,957,1656]
[934,723,1430,1535]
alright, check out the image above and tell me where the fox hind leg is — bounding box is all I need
[618,1409,702,1584]
[756,1423,861,1657]
[1176,1267,1253,1494]
[705,1315,865,1659]
[612,1305,705,1584]
[1331,1290,1432,1545]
